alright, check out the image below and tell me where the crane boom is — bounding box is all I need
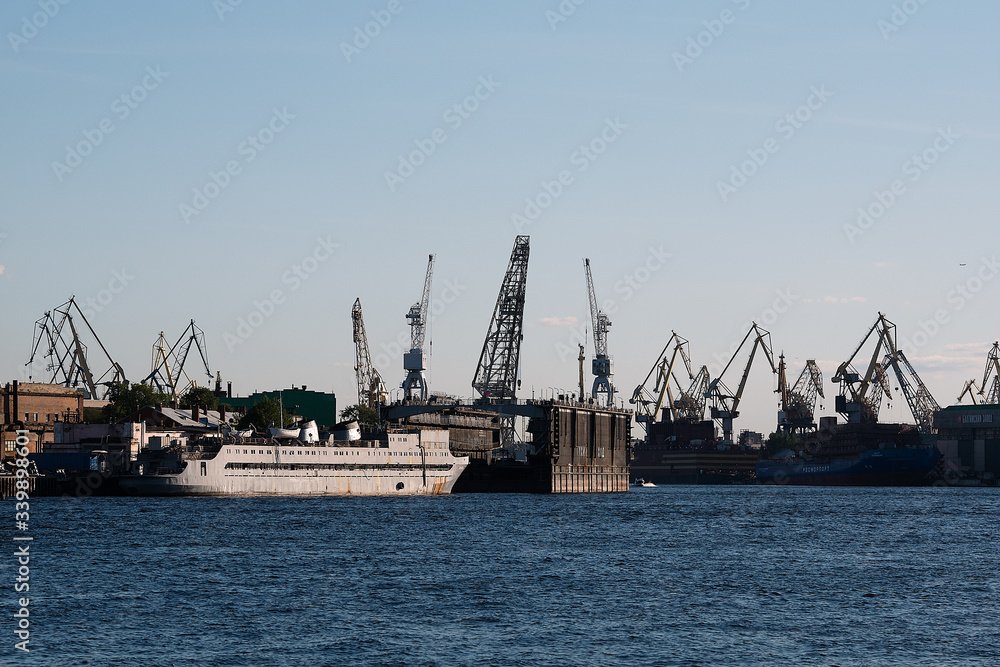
[353,298,387,410]
[958,378,982,405]
[981,342,1000,404]
[884,349,940,434]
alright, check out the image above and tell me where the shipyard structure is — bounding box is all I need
[388,398,631,493]
[354,236,633,493]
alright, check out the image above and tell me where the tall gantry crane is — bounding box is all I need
[352,298,387,411]
[706,323,776,442]
[142,320,212,402]
[832,313,939,433]
[831,313,897,424]
[26,296,126,400]
[403,254,435,402]
[776,355,824,433]
[631,331,693,434]
[584,258,614,405]
[980,342,1000,404]
[473,236,530,449]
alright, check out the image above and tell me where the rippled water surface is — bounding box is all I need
[10,487,1000,665]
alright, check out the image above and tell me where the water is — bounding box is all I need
[9,487,1000,666]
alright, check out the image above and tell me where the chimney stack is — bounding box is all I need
[192,405,200,422]
[12,381,19,426]
[227,382,232,399]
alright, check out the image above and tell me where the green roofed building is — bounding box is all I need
[220,386,337,428]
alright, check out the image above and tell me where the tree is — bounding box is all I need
[760,431,799,460]
[101,382,172,424]
[180,386,218,411]
[339,404,378,425]
[236,397,295,432]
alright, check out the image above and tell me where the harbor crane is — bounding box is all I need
[26,296,126,400]
[402,254,435,402]
[832,313,940,433]
[352,298,387,411]
[832,313,898,424]
[980,342,1000,404]
[884,348,940,433]
[776,355,824,433]
[630,331,694,434]
[142,320,212,402]
[706,323,777,443]
[584,258,614,406]
[473,236,530,449]
[957,378,982,405]
[675,365,711,422]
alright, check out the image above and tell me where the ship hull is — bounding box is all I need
[757,447,939,486]
[117,430,468,497]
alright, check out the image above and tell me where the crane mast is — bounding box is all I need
[403,254,435,402]
[584,258,614,406]
[473,236,530,449]
[706,323,776,442]
[353,298,387,411]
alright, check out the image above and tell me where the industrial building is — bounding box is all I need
[933,405,1000,484]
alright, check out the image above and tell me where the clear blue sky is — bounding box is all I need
[2,1,998,434]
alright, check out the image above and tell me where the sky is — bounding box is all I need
[2,1,998,436]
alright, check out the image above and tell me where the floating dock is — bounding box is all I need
[387,398,631,493]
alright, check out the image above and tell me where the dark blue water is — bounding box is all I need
[8,487,1000,666]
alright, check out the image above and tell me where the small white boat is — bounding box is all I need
[634,478,657,488]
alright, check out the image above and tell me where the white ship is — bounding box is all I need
[117,427,469,496]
